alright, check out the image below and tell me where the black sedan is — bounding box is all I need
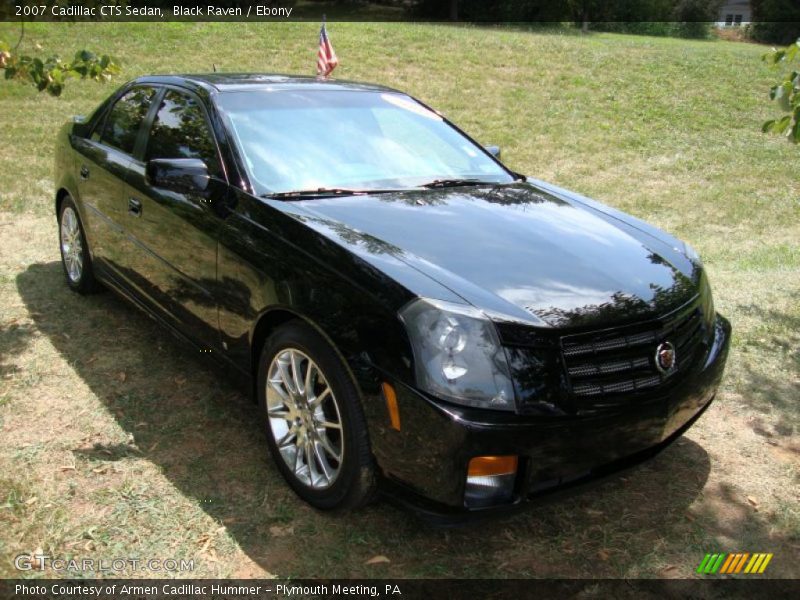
[54,74,730,517]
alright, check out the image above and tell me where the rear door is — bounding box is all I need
[121,88,224,348]
[72,86,158,279]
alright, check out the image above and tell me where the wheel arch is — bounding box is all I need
[55,187,71,217]
[250,307,301,385]
[249,306,365,404]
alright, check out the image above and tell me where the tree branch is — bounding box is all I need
[14,20,24,51]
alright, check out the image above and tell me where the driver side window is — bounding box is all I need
[100,87,156,155]
[146,90,221,176]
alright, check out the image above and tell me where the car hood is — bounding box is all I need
[284,182,700,330]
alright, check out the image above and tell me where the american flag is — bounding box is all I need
[316,20,338,79]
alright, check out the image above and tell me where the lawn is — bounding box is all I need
[0,22,798,579]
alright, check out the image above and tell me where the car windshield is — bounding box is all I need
[214,89,515,195]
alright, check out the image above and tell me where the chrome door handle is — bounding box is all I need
[79,165,90,180]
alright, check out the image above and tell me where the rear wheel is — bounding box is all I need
[58,197,101,294]
[258,320,377,510]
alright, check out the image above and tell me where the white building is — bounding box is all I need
[717,1,752,27]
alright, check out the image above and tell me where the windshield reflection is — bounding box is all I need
[215,90,514,195]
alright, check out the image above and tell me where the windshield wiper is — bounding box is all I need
[419,178,496,189]
[263,187,404,200]
[263,187,368,199]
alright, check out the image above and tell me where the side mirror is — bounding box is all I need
[484,145,501,159]
[146,158,210,194]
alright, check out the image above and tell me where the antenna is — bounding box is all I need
[212,63,217,72]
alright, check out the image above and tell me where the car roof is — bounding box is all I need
[133,73,403,95]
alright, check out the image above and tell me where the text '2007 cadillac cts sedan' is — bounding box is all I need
[54,74,730,518]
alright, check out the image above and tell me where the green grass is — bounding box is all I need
[0,22,798,579]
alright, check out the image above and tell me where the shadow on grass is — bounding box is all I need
[15,261,727,577]
[0,320,37,380]
[735,298,799,441]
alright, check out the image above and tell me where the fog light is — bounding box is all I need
[464,455,518,508]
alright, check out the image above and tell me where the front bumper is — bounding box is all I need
[373,315,731,520]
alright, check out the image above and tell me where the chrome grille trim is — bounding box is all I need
[560,299,708,408]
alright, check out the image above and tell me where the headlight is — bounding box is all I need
[399,298,515,411]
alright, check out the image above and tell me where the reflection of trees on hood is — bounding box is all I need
[535,290,652,329]
[378,188,452,207]
[533,253,698,329]
[294,214,405,258]
[481,184,558,208]
[370,183,555,209]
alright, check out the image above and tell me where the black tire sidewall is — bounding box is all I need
[257,320,374,510]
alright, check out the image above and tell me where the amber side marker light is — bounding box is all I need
[465,455,519,509]
[381,382,401,431]
[468,455,518,477]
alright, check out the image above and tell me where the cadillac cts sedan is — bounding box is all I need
[54,74,730,517]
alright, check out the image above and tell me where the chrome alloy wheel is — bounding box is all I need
[60,206,83,283]
[266,348,344,489]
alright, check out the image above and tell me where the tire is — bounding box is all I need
[257,320,377,510]
[58,196,101,294]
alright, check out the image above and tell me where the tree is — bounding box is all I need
[762,38,800,143]
[0,13,119,97]
[0,39,119,96]
[749,0,800,45]
[567,0,604,33]
[449,0,458,20]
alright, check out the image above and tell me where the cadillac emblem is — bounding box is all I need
[655,341,677,375]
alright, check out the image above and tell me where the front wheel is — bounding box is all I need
[58,197,101,294]
[257,320,377,510]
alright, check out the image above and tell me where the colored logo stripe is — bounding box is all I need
[698,552,773,574]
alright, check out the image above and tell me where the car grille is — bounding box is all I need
[560,299,708,410]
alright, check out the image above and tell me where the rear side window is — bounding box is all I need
[100,87,157,155]
[146,90,221,175]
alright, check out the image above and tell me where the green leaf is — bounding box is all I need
[774,115,792,134]
[779,82,793,111]
[47,82,63,97]
[77,50,97,62]
[762,119,776,133]
[790,117,800,143]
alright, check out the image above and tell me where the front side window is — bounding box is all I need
[215,90,514,195]
[100,87,156,154]
[146,90,220,175]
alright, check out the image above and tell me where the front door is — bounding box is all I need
[121,88,224,349]
[73,86,157,278]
